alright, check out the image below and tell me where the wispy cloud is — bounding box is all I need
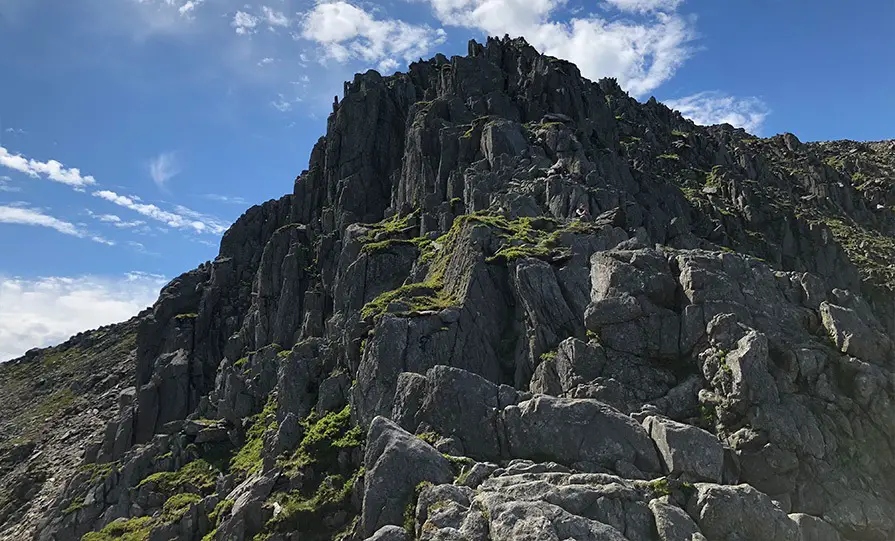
[204,193,248,205]
[127,240,160,256]
[173,204,229,232]
[271,93,301,112]
[0,272,169,362]
[149,151,180,189]
[664,91,771,134]
[0,175,20,192]
[602,0,683,13]
[0,145,96,189]
[93,190,227,234]
[262,6,290,27]
[86,210,146,228]
[0,204,112,244]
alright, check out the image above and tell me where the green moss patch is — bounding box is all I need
[404,481,433,536]
[357,209,435,256]
[361,212,605,319]
[81,516,154,541]
[360,210,419,242]
[279,405,363,474]
[81,493,204,540]
[704,165,723,188]
[361,281,457,319]
[78,461,119,484]
[416,432,439,446]
[200,499,235,541]
[251,404,366,540]
[265,469,363,535]
[136,458,219,496]
[468,214,579,263]
[230,396,278,478]
[161,493,202,523]
[64,496,86,515]
[821,217,895,288]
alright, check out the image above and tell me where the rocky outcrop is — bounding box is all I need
[2,35,894,541]
[643,416,724,483]
[362,417,453,536]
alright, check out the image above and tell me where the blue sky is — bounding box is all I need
[0,0,892,360]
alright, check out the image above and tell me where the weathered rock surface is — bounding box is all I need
[503,396,661,475]
[362,417,453,536]
[687,483,799,540]
[649,498,706,541]
[1,35,894,541]
[643,416,724,483]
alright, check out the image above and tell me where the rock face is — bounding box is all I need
[1,35,894,541]
[362,417,453,535]
[643,416,723,483]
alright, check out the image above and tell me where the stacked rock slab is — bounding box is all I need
[0,35,893,541]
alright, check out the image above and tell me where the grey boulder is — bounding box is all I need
[643,416,724,483]
[687,483,799,541]
[502,395,661,474]
[365,525,409,541]
[649,498,707,541]
[362,416,454,536]
[790,513,841,541]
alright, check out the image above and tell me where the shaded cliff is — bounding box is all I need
[2,36,895,541]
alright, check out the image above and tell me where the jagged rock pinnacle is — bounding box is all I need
[1,35,894,541]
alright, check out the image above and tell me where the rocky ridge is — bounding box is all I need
[1,36,894,541]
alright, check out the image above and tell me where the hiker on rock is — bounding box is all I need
[576,203,591,221]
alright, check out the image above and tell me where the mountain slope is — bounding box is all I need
[2,36,895,541]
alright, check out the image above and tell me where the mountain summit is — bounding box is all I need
[2,36,895,541]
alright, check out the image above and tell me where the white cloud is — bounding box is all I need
[93,190,227,234]
[0,204,80,236]
[0,175,19,192]
[172,204,229,232]
[271,94,298,112]
[0,273,169,362]
[232,10,259,35]
[0,145,96,189]
[178,0,204,17]
[602,0,682,13]
[87,211,146,228]
[258,57,275,66]
[262,6,290,27]
[425,0,694,97]
[127,241,160,255]
[664,91,770,134]
[121,0,205,37]
[378,58,398,72]
[149,151,180,188]
[0,204,112,244]
[300,2,447,71]
[204,193,247,205]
